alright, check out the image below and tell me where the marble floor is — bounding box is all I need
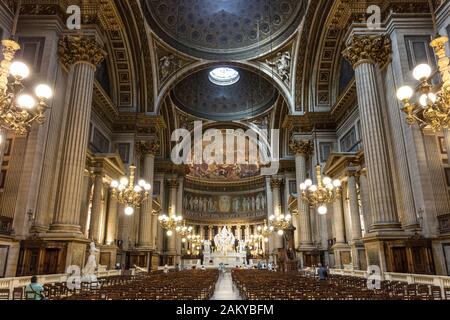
[211,272,242,300]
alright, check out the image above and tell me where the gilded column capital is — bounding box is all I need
[270,178,283,189]
[289,139,314,156]
[136,140,160,157]
[342,34,392,69]
[167,179,179,189]
[58,36,106,69]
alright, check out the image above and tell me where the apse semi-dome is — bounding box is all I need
[171,67,277,121]
[142,0,306,60]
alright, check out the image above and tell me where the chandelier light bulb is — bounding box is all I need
[277,229,284,236]
[17,94,36,109]
[309,185,318,192]
[144,183,151,191]
[333,179,341,187]
[35,84,53,99]
[138,179,146,187]
[299,183,307,190]
[413,63,432,81]
[419,93,428,107]
[269,215,275,221]
[264,237,269,243]
[318,205,328,215]
[182,238,186,243]
[305,179,313,187]
[396,86,413,101]
[10,61,30,79]
[286,214,292,221]
[111,180,119,188]
[120,177,128,186]
[323,177,332,185]
[167,230,173,237]
[124,206,134,216]
[134,185,142,192]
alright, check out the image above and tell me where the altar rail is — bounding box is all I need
[330,268,450,297]
[0,270,122,299]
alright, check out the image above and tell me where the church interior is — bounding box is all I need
[0,0,450,301]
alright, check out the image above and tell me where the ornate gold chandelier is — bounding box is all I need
[397,36,450,131]
[176,221,193,242]
[0,39,53,135]
[300,164,341,215]
[110,165,151,216]
[256,220,274,242]
[268,212,292,236]
[158,214,183,236]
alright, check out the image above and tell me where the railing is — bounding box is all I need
[330,268,450,297]
[0,269,122,299]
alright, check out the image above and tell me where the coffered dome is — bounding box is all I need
[142,0,306,60]
[171,67,277,121]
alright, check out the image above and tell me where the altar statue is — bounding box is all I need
[203,240,211,254]
[214,226,235,255]
[82,242,99,282]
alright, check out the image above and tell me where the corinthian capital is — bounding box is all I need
[289,139,314,156]
[58,36,106,68]
[342,34,392,69]
[136,140,160,157]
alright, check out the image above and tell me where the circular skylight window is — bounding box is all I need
[209,67,240,86]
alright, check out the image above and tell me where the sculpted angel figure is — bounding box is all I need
[266,52,291,81]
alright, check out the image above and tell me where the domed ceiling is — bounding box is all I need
[171,67,277,121]
[142,0,306,60]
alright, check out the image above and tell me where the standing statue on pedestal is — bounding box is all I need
[81,242,99,283]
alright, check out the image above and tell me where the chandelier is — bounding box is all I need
[158,214,183,236]
[396,36,450,131]
[268,213,291,236]
[0,39,53,135]
[110,165,151,216]
[176,221,193,242]
[256,220,274,242]
[300,164,341,215]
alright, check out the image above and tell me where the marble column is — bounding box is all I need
[290,140,314,248]
[343,35,401,231]
[137,141,159,249]
[271,178,284,249]
[333,197,346,244]
[264,176,274,252]
[105,188,118,246]
[167,179,179,255]
[88,171,104,242]
[0,129,6,169]
[51,36,105,233]
[347,168,362,241]
[358,170,372,232]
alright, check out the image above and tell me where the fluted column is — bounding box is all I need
[264,176,274,252]
[167,179,178,255]
[333,197,346,244]
[271,178,284,249]
[290,140,314,248]
[89,171,104,242]
[358,170,372,232]
[0,129,6,169]
[105,188,118,246]
[347,168,362,240]
[137,141,159,248]
[343,35,401,231]
[51,36,106,233]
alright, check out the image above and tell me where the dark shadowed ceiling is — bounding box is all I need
[171,67,277,121]
[142,0,306,60]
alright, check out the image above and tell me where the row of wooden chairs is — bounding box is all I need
[231,270,450,300]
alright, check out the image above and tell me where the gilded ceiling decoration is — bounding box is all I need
[171,67,277,121]
[141,0,306,60]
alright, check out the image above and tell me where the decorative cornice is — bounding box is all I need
[58,36,106,68]
[167,179,180,189]
[270,178,283,188]
[289,139,314,156]
[342,34,392,69]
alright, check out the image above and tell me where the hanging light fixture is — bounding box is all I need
[256,219,274,243]
[396,2,450,131]
[176,221,193,242]
[158,214,183,236]
[268,212,291,236]
[0,2,53,135]
[110,165,151,216]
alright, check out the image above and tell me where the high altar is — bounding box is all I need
[203,227,246,267]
